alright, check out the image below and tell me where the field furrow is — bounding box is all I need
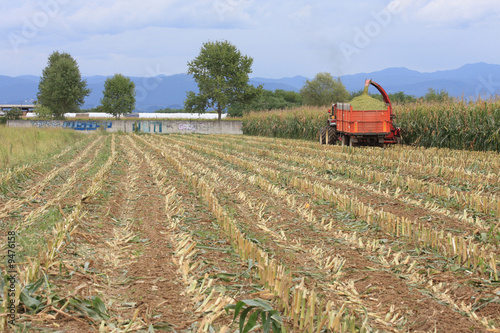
[164,135,499,265]
[136,135,382,331]
[185,135,499,238]
[2,132,499,333]
[188,134,500,215]
[240,135,500,176]
[0,135,103,222]
[149,134,498,332]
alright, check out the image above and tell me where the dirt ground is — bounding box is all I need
[2,133,499,332]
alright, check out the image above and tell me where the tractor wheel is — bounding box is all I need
[328,127,336,144]
[341,134,350,147]
[318,127,326,144]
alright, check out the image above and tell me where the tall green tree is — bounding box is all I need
[185,40,261,120]
[300,72,349,107]
[37,51,90,118]
[101,74,136,118]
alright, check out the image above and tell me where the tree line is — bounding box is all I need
[34,51,136,119]
[27,42,452,121]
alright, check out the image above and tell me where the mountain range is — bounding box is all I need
[1,62,499,112]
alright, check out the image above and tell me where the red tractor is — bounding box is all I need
[320,79,401,147]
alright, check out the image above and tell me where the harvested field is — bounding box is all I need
[1,133,499,332]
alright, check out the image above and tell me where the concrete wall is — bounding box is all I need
[7,119,243,135]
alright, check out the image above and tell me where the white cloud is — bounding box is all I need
[59,0,256,35]
[0,0,257,47]
[414,0,500,26]
[289,5,312,20]
[0,0,499,78]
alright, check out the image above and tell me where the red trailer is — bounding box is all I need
[319,79,401,147]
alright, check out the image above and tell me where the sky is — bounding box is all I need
[1,0,499,79]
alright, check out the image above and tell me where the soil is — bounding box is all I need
[3,133,499,332]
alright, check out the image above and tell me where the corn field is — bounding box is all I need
[395,100,500,151]
[242,101,500,151]
[243,107,328,141]
[0,131,499,332]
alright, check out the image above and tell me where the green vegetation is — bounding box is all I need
[81,105,106,113]
[243,100,500,151]
[34,105,55,119]
[101,74,136,118]
[423,88,452,103]
[394,100,500,151]
[37,51,91,118]
[225,299,284,333]
[185,40,261,120]
[154,107,188,113]
[0,127,86,169]
[0,108,22,124]
[3,108,22,120]
[389,91,417,104]
[243,106,327,140]
[300,72,349,107]
[350,88,449,104]
[228,89,302,117]
[243,78,499,151]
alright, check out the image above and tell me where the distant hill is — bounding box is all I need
[340,62,500,98]
[0,75,39,105]
[250,76,308,92]
[1,63,499,112]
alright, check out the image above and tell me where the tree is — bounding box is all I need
[227,89,302,117]
[389,91,416,104]
[81,105,106,113]
[4,107,22,120]
[37,51,90,118]
[101,74,136,118]
[185,40,261,120]
[34,105,53,119]
[300,72,349,107]
[423,88,451,102]
[155,107,187,113]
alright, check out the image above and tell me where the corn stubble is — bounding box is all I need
[161,133,499,330]
[3,129,499,332]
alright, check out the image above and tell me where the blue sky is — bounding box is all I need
[1,0,499,78]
